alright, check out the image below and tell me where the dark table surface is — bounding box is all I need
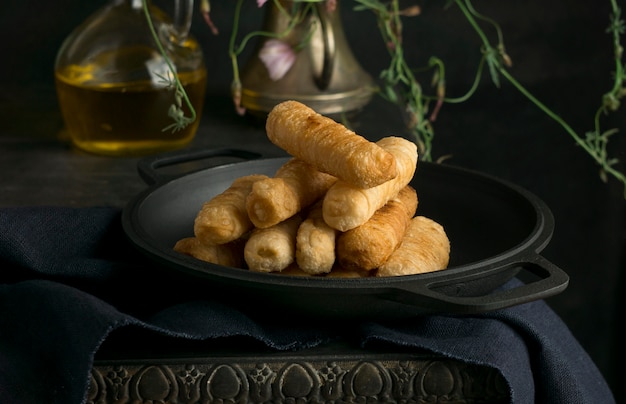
[0,94,285,208]
[1,0,624,401]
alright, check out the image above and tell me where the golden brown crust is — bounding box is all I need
[295,201,338,275]
[376,216,450,277]
[279,263,314,277]
[244,215,303,273]
[265,100,397,188]
[194,174,269,245]
[177,101,451,279]
[323,264,372,279]
[246,158,336,228]
[336,185,418,271]
[323,136,418,231]
[173,237,245,268]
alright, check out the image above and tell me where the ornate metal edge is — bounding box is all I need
[89,352,509,403]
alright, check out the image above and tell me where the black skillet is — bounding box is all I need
[122,148,569,319]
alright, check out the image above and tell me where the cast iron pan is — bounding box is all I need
[122,148,569,319]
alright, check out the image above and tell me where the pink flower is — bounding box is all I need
[257,0,268,7]
[259,39,296,81]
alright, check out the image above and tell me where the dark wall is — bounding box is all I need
[1,0,624,400]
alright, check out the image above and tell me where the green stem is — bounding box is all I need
[428,56,486,104]
[142,0,196,128]
[229,0,311,82]
[498,68,590,153]
[456,0,490,48]
[455,0,626,196]
[229,0,245,85]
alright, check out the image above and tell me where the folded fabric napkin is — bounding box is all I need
[0,207,615,403]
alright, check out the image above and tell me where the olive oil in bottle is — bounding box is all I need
[55,54,206,156]
[55,0,206,156]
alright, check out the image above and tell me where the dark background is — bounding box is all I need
[1,0,624,401]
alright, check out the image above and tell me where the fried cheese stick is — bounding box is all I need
[323,136,418,232]
[173,237,245,268]
[280,263,313,277]
[265,100,397,189]
[194,174,268,246]
[336,185,418,271]
[376,216,450,277]
[244,215,303,273]
[246,158,337,228]
[295,201,338,275]
[323,265,371,278]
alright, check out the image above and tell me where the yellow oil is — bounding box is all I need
[55,57,207,156]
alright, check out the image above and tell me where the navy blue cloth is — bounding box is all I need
[0,207,615,403]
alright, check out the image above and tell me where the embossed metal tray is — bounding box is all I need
[91,342,508,403]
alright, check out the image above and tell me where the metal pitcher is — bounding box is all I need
[240,0,375,117]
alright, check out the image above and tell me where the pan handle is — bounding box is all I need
[385,254,569,314]
[137,148,263,185]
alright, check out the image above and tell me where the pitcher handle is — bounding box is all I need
[312,2,335,90]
